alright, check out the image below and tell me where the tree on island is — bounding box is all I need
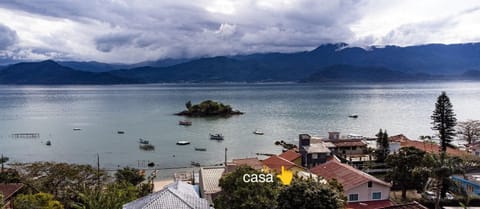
[176,100,243,117]
[375,129,389,162]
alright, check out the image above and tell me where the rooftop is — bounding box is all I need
[122,181,209,209]
[310,158,390,191]
[381,201,428,209]
[278,149,301,162]
[0,183,23,200]
[324,139,367,147]
[389,134,468,156]
[230,157,263,170]
[262,155,302,173]
[347,200,394,209]
[199,166,225,195]
[303,142,331,154]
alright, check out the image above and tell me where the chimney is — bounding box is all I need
[328,132,340,140]
[299,134,311,147]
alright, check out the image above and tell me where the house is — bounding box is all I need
[0,183,23,209]
[279,149,302,166]
[323,139,368,156]
[451,173,480,196]
[298,134,332,168]
[123,181,209,209]
[389,134,468,156]
[228,157,264,170]
[198,166,225,205]
[310,158,391,208]
[262,155,304,174]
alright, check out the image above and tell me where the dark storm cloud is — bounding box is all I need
[0,24,17,50]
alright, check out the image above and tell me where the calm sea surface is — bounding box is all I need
[1,82,480,170]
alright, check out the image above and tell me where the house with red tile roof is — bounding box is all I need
[0,183,23,209]
[310,158,391,207]
[262,155,304,174]
[389,134,468,156]
[278,149,302,166]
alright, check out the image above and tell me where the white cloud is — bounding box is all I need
[0,0,479,63]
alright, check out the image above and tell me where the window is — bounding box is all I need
[352,146,357,150]
[312,153,318,159]
[348,194,359,202]
[368,181,372,188]
[372,192,381,200]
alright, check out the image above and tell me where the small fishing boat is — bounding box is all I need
[147,162,155,167]
[178,120,192,126]
[191,161,201,167]
[73,128,81,131]
[117,131,125,134]
[139,144,155,151]
[46,140,51,146]
[253,130,264,135]
[176,140,190,145]
[139,138,150,145]
[348,114,358,118]
[210,133,224,140]
[194,147,207,151]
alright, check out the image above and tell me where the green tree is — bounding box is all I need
[114,167,145,186]
[73,183,138,209]
[386,146,426,200]
[214,166,279,209]
[432,91,457,152]
[0,168,21,183]
[375,129,390,162]
[14,192,64,209]
[277,178,345,209]
[185,100,192,110]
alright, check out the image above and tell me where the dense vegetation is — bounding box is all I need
[175,100,243,117]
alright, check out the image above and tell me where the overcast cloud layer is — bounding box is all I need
[0,0,479,63]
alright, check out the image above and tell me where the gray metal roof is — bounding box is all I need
[199,166,225,194]
[303,143,331,154]
[123,181,209,209]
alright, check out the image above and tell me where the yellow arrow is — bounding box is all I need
[276,166,293,185]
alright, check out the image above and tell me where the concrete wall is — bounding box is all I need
[346,182,390,202]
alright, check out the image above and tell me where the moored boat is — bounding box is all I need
[73,128,81,131]
[253,130,264,135]
[117,131,125,134]
[179,120,192,126]
[139,138,150,144]
[348,114,358,118]
[46,140,51,146]
[176,140,191,145]
[209,133,224,140]
[194,147,207,151]
[191,161,200,167]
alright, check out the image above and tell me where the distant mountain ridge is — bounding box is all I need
[2,42,480,84]
[0,60,137,84]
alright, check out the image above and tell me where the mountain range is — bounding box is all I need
[1,43,480,84]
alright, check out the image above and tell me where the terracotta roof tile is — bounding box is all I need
[310,159,390,191]
[389,134,468,156]
[0,183,23,200]
[279,149,301,162]
[231,157,263,170]
[262,155,300,173]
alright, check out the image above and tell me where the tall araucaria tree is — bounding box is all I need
[431,91,457,153]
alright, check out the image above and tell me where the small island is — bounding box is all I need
[175,100,244,117]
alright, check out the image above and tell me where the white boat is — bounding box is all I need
[176,140,190,145]
[139,138,150,144]
[253,130,264,135]
[348,114,358,118]
[210,134,224,140]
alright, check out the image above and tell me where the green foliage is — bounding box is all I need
[13,162,107,208]
[431,91,457,152]
[277,178,345,209]
[73,183,138,209]
[375,129,390,162]
[14,192,64,209]
[178,100,242,117]
[386,146,426,199]
[0,168,21,183]
[115,167,145,186]
[214,166,279,209]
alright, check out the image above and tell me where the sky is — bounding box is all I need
[0,0,480,64]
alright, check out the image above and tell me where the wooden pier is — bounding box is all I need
[11,133,40,138]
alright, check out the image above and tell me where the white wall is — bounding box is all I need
[346,182,390,202]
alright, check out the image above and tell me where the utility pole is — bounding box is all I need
[1,153,4,173]
[97,153,100,187]
[224,147,228,172]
